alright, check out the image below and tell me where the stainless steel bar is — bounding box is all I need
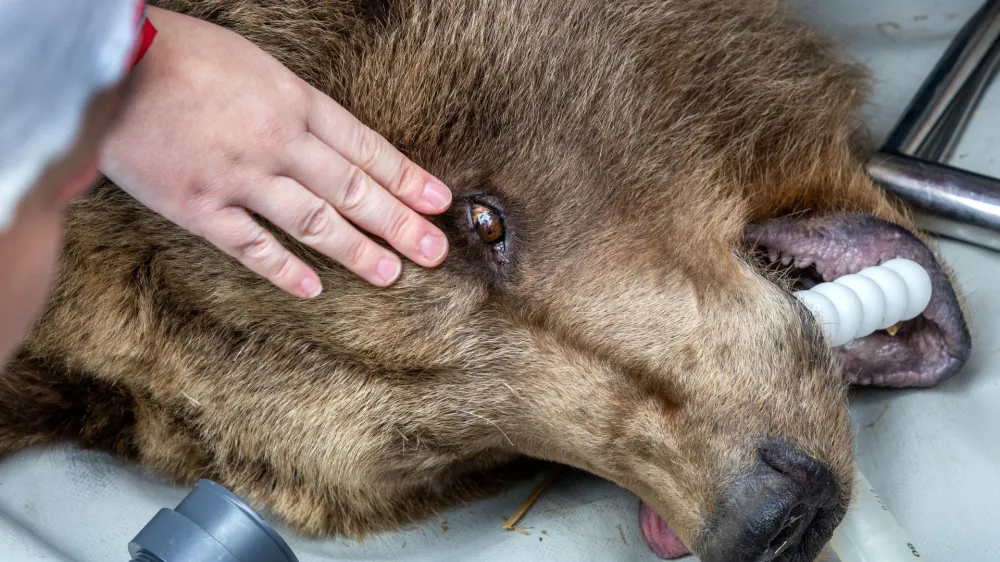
[866,152,1000,250]
[917,35,1000,162]
[882,0,1000,155]
[910,209,1000,251]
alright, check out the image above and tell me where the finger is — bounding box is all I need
[284,136,448,267]
[303,85,452,214]
[200,206,324,298]
[244,175,404,286]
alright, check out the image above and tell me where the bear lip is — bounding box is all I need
[744,212,972,388]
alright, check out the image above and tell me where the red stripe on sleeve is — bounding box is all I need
[129,2,157,69]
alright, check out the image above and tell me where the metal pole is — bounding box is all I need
[869,0,1000,251]
[882,0,1000,155]
[867,152,1000,250]
[917,36,1000,162]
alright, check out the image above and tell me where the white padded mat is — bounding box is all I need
[1,0,997,560]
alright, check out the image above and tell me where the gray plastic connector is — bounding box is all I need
[128,479,298,562]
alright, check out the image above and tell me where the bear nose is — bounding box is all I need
[699,439,841,562]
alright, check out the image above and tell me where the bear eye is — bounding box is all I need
[472,203,504,244]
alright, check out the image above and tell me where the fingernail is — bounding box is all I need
[422,180,452,211]
[418,233,447,262]
[300,276,323,298]
[377,257,401,284]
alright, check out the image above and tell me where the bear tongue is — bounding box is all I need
[639,501,692,559]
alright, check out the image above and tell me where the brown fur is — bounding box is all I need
[0,0,943,555]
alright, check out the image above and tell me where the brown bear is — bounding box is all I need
[0,1,971,560]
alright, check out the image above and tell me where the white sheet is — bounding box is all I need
[1,0,996,560]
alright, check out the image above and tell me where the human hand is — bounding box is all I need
[100,8,450,298]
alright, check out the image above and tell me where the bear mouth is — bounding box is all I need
[744,212,972,388]
[639,213,973,560]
